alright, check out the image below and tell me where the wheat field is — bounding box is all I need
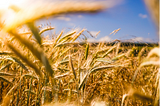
[0,1,159,106]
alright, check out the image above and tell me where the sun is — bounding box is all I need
[0,0,25,9]
[0,0,28,23]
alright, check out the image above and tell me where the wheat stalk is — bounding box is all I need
[144,0,159,29]
[4,1,105,32]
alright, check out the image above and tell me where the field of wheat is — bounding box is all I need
[0,1,159,106]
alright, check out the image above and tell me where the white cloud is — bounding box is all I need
[132,37,143,42]
[87,38,97,42]
[77,15,83,18]
[88,35,112,43]
[89,31,100,38]
[88,36,155,43]
[127,37,154,43]
[139,13,147,19]
[145,38,154,43]
[99,36,112,42]
[97,36,156,43]
[56,16,71,21]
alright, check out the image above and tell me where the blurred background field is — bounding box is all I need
[0,0,159,106]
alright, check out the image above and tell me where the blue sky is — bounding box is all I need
[0,0,158,43]
[36,0,158,43]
